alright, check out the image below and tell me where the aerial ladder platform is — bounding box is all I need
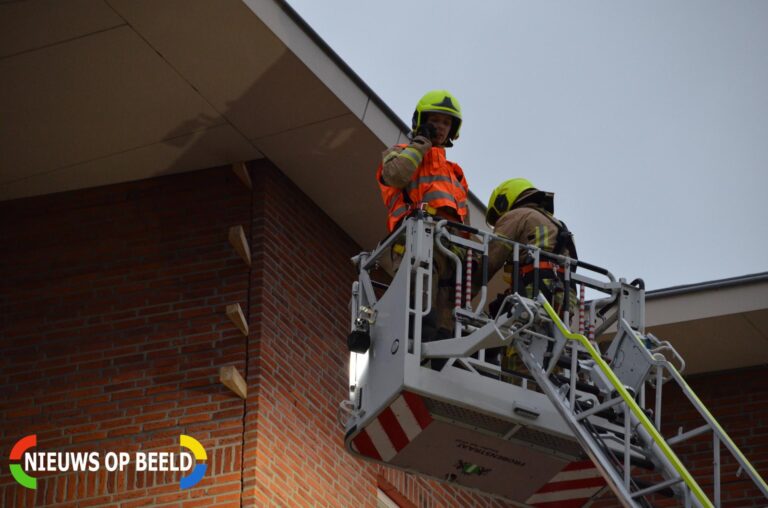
[340,216,768,507]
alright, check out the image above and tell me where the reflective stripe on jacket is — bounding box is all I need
[376,144,469,232]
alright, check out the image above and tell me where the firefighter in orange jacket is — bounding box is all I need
[376,90,469,338]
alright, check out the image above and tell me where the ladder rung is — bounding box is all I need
[667,424,711,446]
[552,373,602,397]
[575,396,624,422]
[631,476,684,499]
[597,436,656,471]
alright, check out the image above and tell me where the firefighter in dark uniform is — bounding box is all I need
[485,178,577,375]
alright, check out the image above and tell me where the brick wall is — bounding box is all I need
[0,167,252,506]
[0,167,252,507]
[589,364,768,507]
[0,161,515,507]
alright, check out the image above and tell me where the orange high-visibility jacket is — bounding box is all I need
[376,145,469,232]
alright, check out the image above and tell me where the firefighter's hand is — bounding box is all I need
[415,122,437,141]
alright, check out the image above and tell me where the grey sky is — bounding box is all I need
[286,0,768,290]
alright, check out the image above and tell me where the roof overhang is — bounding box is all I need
[596,273,768,375]
[0,0,484,249]
[642,274,768,375]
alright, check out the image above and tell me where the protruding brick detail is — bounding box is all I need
[219,366,247,400]
[228,225,252,267]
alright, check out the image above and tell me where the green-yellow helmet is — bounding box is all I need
[486,178,536,227]
[411,90,462,143]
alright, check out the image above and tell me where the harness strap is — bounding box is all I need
[519,261,564,277]
[517,204,578,261]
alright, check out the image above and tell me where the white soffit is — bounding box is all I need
[0,0,123,58]
[649,309,767,375]
[2,124,259,199]
[255,114,388,248]
[621,277,768,375]
[0,0,264,201]
[360,99,405,153]
[646,278,768,326]
[0,25,229,183]
[242,0,370,123]
[108,0,351,140]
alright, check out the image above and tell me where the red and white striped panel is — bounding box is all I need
[351,391,433,462]
[526,460,606,507]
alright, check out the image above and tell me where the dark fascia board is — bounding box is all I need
[646,271,768,299]
[274,0,487,215]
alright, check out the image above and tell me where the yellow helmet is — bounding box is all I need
[411,90,462,145]
[486,178,536,227]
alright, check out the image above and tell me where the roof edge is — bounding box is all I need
[646,271,768,299]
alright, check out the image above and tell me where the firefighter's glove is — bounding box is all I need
[415,122,437,142]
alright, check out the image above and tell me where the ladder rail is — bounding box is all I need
[620,317,768,501]
[428,218,761,505]
[537,296,714,508]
